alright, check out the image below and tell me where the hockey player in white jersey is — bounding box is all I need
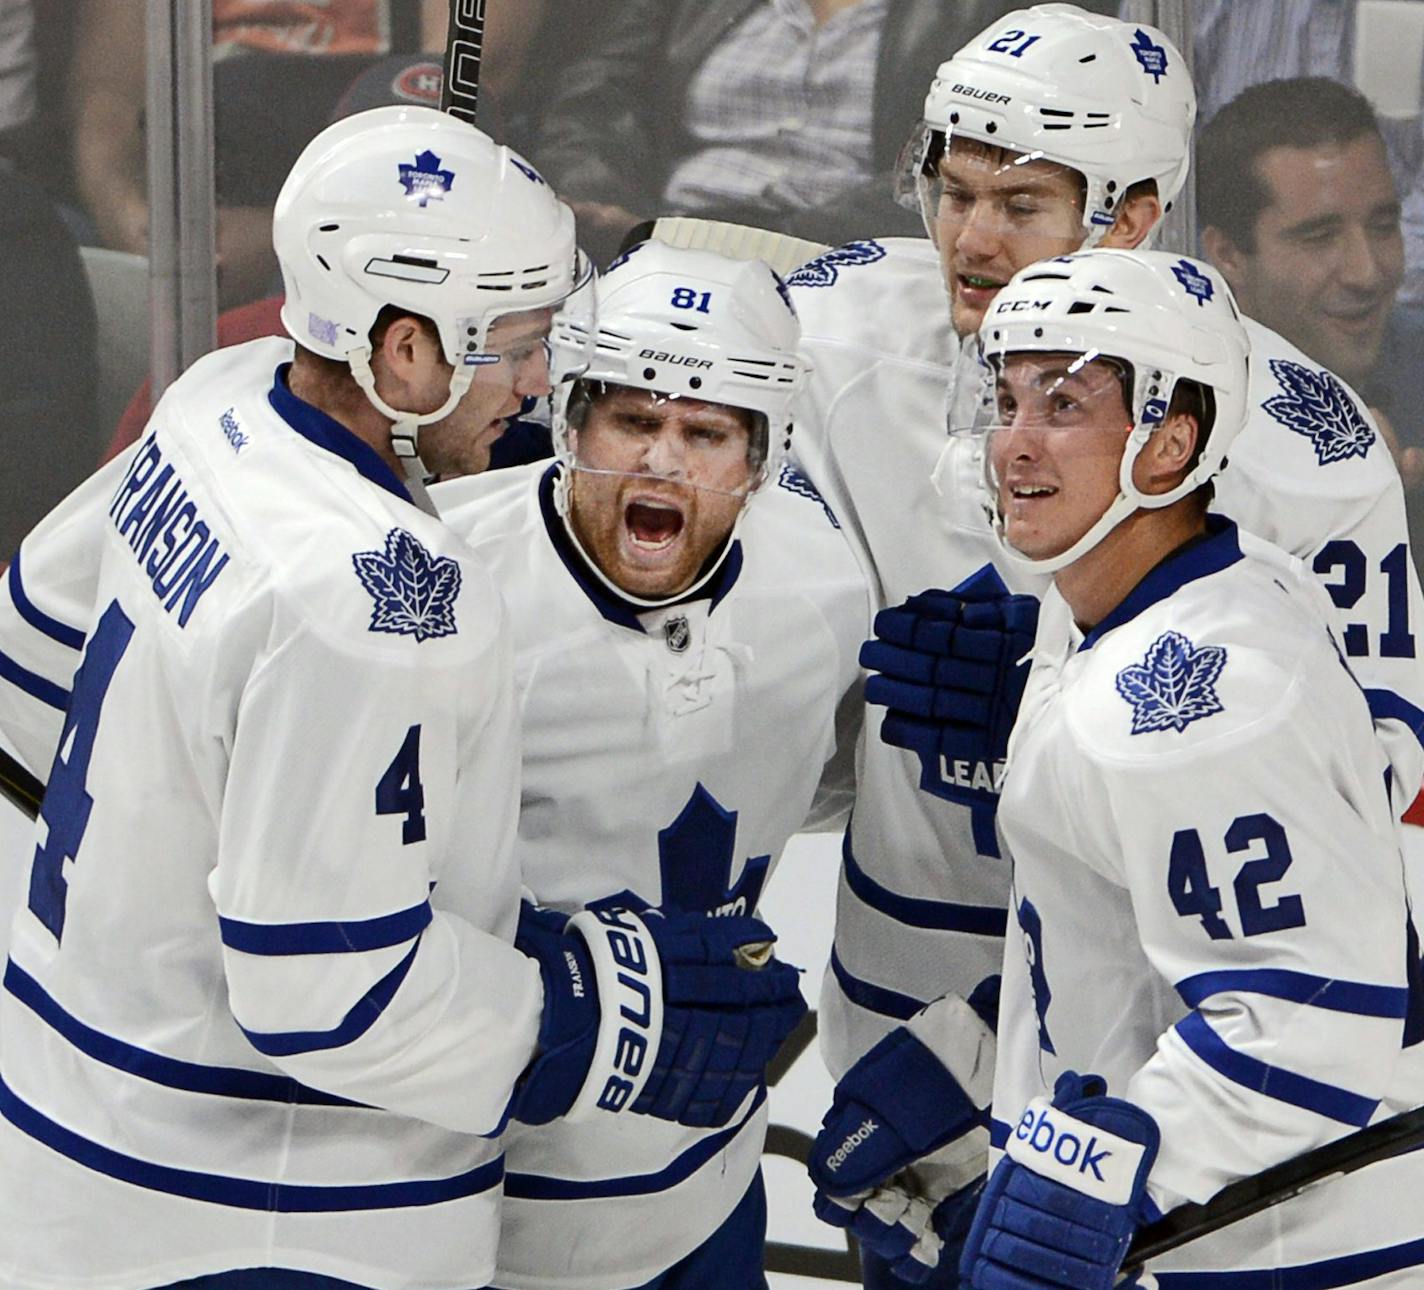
[434,241,869,1290]
[945,248,1424,1287]
[0,108,806,1290]
[796,8,1424,1285]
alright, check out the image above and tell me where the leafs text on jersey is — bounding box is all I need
[1262,359,1376,466]
[352,529,462,642]
[1114,630,1227,735]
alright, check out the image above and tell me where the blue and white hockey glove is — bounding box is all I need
[512,901,807,1129]
[861,566,1038,812]
[960,1071,1161,1290]
[809,984,998,1283]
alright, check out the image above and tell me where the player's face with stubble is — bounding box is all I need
[418,309,554,479]
[568,387,755,599]
[934,139,1087,338]
[989,354,1133,561]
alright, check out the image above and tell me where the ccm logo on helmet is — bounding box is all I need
[994,299,1054,314]
[639,349,714,370]
[587,907,654,1113]
[952,83,1013,105]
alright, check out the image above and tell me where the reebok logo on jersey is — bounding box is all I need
[219,408,249,455]
[824,1118,879,1172]
[563,949,585,998]
[938,757,1006,795]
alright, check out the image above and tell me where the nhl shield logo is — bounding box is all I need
[664,615,691,653]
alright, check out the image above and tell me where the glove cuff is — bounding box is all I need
[1005,1097,1156,1207]
[565,907,666,1121]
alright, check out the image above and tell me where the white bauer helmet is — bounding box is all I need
[901,3,1196,247]
[273,104,592,493]
[550,239,810,606]
[972,248,1249,574]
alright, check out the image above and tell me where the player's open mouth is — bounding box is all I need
[1009,484,1057,499]
[960,274,1004,291]
[625,500,685,551]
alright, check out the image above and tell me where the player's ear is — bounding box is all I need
[379,315,440,379]
[1100,187,1162,251]
[1136,412,1199,495]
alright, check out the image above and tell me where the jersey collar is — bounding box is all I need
[1078,514,1243,652]
[268,364,412,504]
[537,463,744,633]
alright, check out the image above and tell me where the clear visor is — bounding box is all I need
[475,249,598,395]
[896,122,1088,252]
[566,381,770,500]
[942,351,1135,544]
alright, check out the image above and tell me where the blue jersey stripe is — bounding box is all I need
[829,947,926,1021]
[1154,1234,1424,1287]
[990,1117,1011,1149]
[240,940,419,1057]
[504,1089,766,1200]
[0,645,69,711]
[219,901,432,956]
[7,554,86,650]
[1365,688,1424,752]
[1176,969,1410,1018]
[841,828,1009,936]
[1175,1012,1379,1127]
[0,1072,501,1210]
[4,959,366,1108]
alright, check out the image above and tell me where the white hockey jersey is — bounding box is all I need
[0,337,543,1290]
[787,237,1424,1078]
[995,519,1424,1284]
[434,461,869,1290]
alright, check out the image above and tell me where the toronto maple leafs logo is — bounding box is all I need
[1115,630,1227,735]
[1131,28,1169,82]
[398,150,455,207]
[352,529,461,642]
[777,462,840,528]
[1263,359,1375,466]
[786,240,887,289]
[1171,258,1214,306]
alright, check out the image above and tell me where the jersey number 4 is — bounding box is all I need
[1168,812,1305,941]
[28,600,134,942]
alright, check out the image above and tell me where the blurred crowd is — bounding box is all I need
[5,0,1424,561]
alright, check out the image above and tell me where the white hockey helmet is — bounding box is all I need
[901,4,1195,246]
[552,240,808,493]
[273,105,592,483]
[970,248,1249,573]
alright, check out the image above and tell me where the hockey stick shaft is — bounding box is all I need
[1117,1102,1424,1278]
[440,0,485,124]
[0,746,41,821]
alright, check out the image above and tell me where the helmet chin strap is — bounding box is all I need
[347,347,475,518]
[552,461,752,611]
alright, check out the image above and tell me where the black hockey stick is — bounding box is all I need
[440,0,485,124]
[1117,1101,1424,1279]
[0,746,41,821]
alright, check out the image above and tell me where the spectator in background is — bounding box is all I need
[1198,78,1424,490]
[528,0,1116,265]
[67,0,453,307]
[0,0,97,560]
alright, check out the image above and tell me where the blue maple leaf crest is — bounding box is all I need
[1131,28,1169,82]
[352,529,461,642]
[786,240,887,289]
[1171,258,1213,306]
[1262,359,1375,465]
[398,149,455,207]
[1115,630,1227,735]
[777,462,840,528]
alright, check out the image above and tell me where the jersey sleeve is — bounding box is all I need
[1072,629,1412,1213]
[211,570,542,1137]
[0,447,140,776]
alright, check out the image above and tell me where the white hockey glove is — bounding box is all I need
[512,901,806,1127]
[809,982,998,1283]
